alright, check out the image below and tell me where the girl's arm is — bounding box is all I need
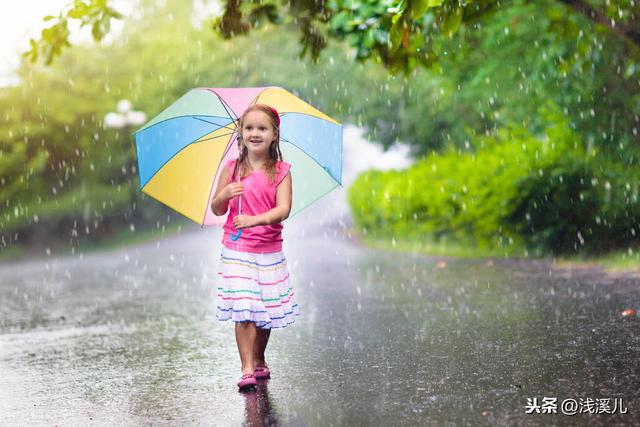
[211,167,243,216]
[235,172,292,227]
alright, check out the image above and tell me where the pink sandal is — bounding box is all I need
[254,364,271,379]
[237,373,257,390]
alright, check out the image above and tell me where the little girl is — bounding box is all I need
[210,104,298,390]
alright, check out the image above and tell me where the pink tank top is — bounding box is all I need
[222,159,291,253]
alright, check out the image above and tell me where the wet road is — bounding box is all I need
[1,187,639,426]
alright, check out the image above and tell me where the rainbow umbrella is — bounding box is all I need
[134,86,343,225]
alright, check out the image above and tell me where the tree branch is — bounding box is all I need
[557,0,640,48]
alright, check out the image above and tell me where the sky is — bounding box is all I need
[1,0,79,86]
[0,0,219,87]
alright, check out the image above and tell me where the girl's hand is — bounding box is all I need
[222,183,243,201]
[233,215,256,229]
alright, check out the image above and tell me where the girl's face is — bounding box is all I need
[240,110,277,157]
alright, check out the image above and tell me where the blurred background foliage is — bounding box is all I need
[350,106,640,255]
[2,0,639,257]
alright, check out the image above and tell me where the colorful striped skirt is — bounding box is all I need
[215,246,299,329]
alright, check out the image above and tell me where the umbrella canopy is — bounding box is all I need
[134,86,343,225]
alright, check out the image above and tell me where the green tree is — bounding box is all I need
[28,0,640,73]
[354,0,640,159]
[26,0,640,160]
[1,1,214,247]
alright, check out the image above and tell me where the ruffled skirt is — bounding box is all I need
[215,247,299,329]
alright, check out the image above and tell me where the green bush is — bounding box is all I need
[348,113,640,255]
[510,155,640,254]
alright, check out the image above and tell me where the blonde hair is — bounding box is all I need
[232,104,283,183]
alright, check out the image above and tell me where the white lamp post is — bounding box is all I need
[104,99,146,129]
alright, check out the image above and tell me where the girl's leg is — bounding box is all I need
[235,322,257,374]
[254,328,271,366]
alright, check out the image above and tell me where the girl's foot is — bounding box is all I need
[237,373,257,390]
[254,363,271,379]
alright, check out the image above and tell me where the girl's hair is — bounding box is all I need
[232,104,283,183]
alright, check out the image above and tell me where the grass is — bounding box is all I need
[72,221,188,254]
[356,231,528,259]
[0,220,189,264]
[354,229,640,275]
[554,249,640,275]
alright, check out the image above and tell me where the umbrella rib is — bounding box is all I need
[191,116,237,132]
[199,91,240,226]
[279,136,342,185]
[249,87,340,125]
[133,114,233,134]
[279,111,342,126]
[206,88,239,121]
[139,129,235,192]
[220,134,239,160]
[194,131,236,143]
[289,182,342,220]
[247,87,271,108]
[201,132,239,227]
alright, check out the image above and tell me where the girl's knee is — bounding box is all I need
[236,321,256,329]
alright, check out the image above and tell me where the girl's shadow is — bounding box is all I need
[240,379,279,426]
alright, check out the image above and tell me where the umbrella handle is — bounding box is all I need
[230,182,243,241]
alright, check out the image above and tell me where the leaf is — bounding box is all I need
[363,29,375,48]
[68,3,89,19]
[329,10,351,32]
[391,11,404,25]
[43,15,56,22]
[107,7,123,20]
[23,39,39,62]
[42,26,54,39]
[91,21,102,40]
[99,17,111,39]
[347,32,361,47]
[389,19,404,50]
[442,4,463,37]
[410,0,443,20]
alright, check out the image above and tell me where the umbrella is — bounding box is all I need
[133,86,343,226]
